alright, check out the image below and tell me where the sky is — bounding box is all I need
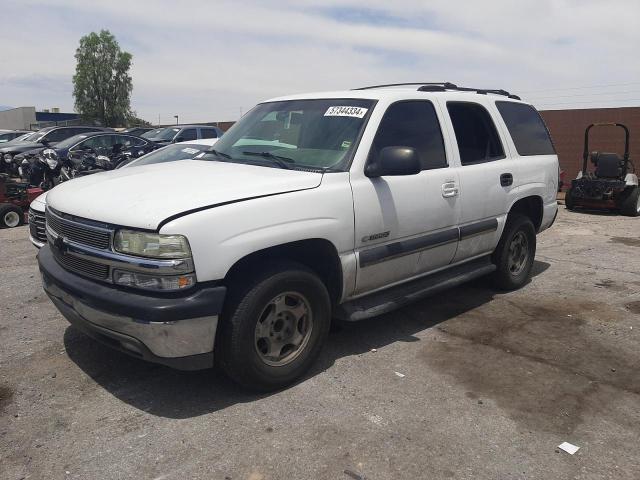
[1,0,639,124]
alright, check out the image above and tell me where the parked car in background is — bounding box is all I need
[0,130,31,143]
[28,138,218,247]
[142,124,223,145]
[36,84,558,391]
[22,131,158,188]
[119,137,217,167]
[121,127,154,136]
[0,126,110,175]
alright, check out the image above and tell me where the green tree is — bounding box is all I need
[72,30,133,127]
[126,112,152,127]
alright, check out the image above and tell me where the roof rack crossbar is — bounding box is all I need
[353,82,521,100]
[353,82,457,90]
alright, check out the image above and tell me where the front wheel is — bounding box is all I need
[0,204,24,228]
[217,262,331,391]
[492,214,536,290]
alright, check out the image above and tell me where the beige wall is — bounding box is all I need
[0,107,37,130]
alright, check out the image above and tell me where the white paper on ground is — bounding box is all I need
[394,371,406,378]
[558,442,580,455]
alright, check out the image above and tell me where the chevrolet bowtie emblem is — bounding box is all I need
[53,235,67,254]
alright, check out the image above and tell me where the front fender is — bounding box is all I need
[159,173,355,282]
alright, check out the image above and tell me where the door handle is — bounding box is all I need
[500,173,513,187]
[442,181,459,198]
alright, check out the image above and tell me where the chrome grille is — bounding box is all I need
[28,208,47,244]
[46,208,111,250]
[51,246,109,280]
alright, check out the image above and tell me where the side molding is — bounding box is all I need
[359,218,498,268]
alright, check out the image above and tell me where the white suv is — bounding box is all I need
[38,83,558,391]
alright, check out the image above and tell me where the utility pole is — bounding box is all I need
[174,115,179,125]
[158,114,160,126]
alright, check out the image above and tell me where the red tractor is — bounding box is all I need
[565,123,639,216]
[0,174,43,228]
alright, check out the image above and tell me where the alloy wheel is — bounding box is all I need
[254,292,313,367]
[507,231,529,276]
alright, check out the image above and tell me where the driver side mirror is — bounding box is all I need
[174,136,184,143]
[39,138,50,145]
[365,146,421,178]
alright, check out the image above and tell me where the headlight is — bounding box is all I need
[46,157,58,169]
[114,230,192,259]
[112,269,196,291]
[3,153,12,164]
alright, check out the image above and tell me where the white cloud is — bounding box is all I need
[1,0,638,123]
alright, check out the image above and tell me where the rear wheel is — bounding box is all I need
[217,262,331,391]
[492,214,536,290]
[619,186,640,217]
[565,188,575,210]
[0,204,24,228]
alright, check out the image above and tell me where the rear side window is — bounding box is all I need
[496,101,555,156]
[370,100,447,170]
[447,102,504,165]
[200,128,218,139]
[180,129,197,141]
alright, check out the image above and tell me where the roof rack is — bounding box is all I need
[353,82,521,100]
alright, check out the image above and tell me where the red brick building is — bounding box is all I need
[539,107,639,182]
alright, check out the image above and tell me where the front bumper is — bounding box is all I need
[29,235,45,248]
[38,245,226,370]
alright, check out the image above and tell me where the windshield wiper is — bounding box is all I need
[242,151,295,170]
[207,148,233,160]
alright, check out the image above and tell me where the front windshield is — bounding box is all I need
[126,143,210,167]
[142,128,163,139]
[150,127,180,141]
[203,98,375,171]
[54,134,89,149]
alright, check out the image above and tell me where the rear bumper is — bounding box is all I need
[38,245,226,370]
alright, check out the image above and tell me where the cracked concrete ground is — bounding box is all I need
[1,208,639,480]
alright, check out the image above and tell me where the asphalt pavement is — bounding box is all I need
[1,207,639,479]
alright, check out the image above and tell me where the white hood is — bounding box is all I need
[46,160,323,229]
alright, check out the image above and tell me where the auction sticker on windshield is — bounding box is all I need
[324,106,368,118]
[181,148,200,154]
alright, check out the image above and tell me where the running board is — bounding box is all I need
[336,257,496,321]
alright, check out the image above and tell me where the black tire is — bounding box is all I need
[0,204,24,229]
[619,186,640,217]
[565,188,575,210]
[492,213,536,291]
[217,261,331,392]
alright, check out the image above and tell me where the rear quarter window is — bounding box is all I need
[495,102,555,156]
[200,128,218,139]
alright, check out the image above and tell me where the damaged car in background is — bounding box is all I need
[28,138,219,247]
